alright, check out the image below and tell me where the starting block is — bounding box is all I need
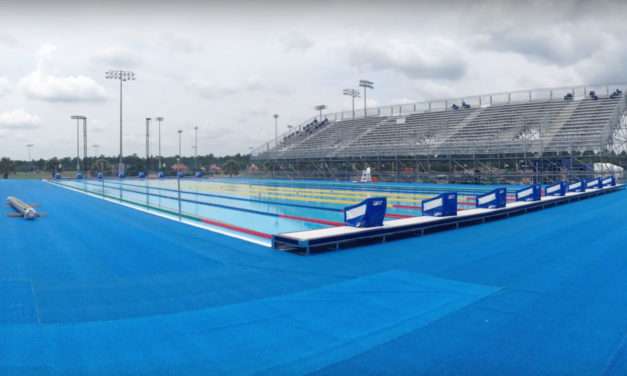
[422,192,458,217]
[344,197,387,227]
[568,180,585,193]
[586,177,602,190]
[516,184,541,202]
[545,182,567,197]
[476,188,507,209]
[602,176,616,187]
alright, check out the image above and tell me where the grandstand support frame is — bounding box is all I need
[255,151,627,184]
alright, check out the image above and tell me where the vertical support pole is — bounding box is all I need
[76,118,80,172]
[119,79,124,177]
[83,118,87,174]
[145,118,150,174]
[177,173,182,220]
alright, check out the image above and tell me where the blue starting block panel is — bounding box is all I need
[545,182,567,197]
[344,197,387,227]
[602,176,616,187]
[568,180,585,193]
[422,192,457,217]
[586,177,602,190]
[476,188,507,209]
[516,184,541,202]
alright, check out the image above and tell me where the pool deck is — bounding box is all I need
[2,179,627,375]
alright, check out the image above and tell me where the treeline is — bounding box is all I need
[1,153,252,177]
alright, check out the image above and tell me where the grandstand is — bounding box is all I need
[253,84,627,183]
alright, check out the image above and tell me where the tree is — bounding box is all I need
[222,159,240,177]
[0,157,15,179]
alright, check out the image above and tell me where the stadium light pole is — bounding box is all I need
[273,114,279,146]
[314,105,327,121]
[105,70,136,176]
[194,126,199,172]
[83,117,88,173]
[359,80,374,118]
[343,89,360,120]
[71,115,85,172]
[26,144,34,172]
[145,118,151,173]
[156,116,164,171]
[177,129,183,161]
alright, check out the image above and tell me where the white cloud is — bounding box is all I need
[19,44,107,102]
[19,71,107,102]
[348,39,467,81]
[92,47,141,68]
[280,33,315,52]
[0,109,41,129]
[0,77,9,97]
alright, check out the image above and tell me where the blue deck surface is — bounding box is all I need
[1,179,627,375]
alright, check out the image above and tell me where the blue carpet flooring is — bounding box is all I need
[1,180,626,375]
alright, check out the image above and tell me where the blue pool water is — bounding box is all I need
[54,177,502,243]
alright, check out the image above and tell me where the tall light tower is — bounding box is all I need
[145,117,151,173]
[26,144,34,172]
[193,126,199,171]
[314,105,327,121]
[82,117,88,172]
[273,114,279,145]
[359,80,374,118]
[71,115,85,172]
[343,89,360,120]
[105,70,135,176]
[156,116,164,171]
[177,129,183,175]
[177,129,183,160]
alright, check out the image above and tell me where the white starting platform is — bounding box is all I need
[272,184,623,255]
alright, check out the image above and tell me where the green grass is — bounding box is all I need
[5,171,53,180]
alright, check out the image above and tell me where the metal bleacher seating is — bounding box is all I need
[255,85,626,160]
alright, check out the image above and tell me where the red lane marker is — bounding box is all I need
[393,204,421,210]
[385,213,414,219]
[200,217,273,239]
[279,214,344,227]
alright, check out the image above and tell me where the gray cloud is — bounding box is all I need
[348,40,467,81]
[476,26,608,66]
[280,33,315,52]
[92,47,141,68]
[188,78,289,100]
[159,33,203,54]
[0,77,9,97]
[0,32,18,47]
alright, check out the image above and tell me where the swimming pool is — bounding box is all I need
[53,177,508,245]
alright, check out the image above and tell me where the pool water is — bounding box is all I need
[54,177,499,244]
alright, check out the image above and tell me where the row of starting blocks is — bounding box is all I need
[342,176,617,227]
[422,176,617,217]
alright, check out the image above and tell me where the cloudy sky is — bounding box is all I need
[1,0,626,160]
